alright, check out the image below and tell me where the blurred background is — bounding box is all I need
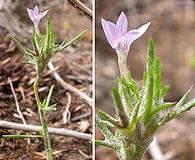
[0,0,92,159]
[96,0,195,160]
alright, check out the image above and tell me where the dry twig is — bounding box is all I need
[8,77,30,145]
[67,0,92,19]
[8,77,26,125]
[48,61,93,107]
[63,92,72,124]
[0,120,92,140]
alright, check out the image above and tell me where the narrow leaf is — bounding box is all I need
[59,29,88,51]
[111,86,129,127]
[97,109,120,127]
[147,38,154,73]
[128,101,140,130]
[143,39,155,120]
[95,140,115,148]
[45,85,54,109]
[160,85,170,100]
[160,99,195,125]
[174,86,193,110]
[154,58,161,102]
[150,102,174,116]
[95,115,114,141]
[10,35,28,56]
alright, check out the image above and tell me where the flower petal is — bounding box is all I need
[27,8,35,21]
[34,5,39,14]
[124,22,151,44]
[101,19,121,48]
[39,10,48,19]
[116,11,128,35]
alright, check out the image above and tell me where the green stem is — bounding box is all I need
[34,75,53,160]
[118,139,148,160]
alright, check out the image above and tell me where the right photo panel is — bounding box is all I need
[95,1,195,160]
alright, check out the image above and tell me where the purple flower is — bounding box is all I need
[27,5,48,28]
[101,12,151,55]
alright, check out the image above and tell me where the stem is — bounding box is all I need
[118,140,148,160]
[117,52,128,77]
[34,75,53,160]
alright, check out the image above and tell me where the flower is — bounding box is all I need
[27,5,48,28]
[101,12,151,55]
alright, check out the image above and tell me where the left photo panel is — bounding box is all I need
[0,1,93,160]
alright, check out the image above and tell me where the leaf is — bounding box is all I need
[47,104,57,111]
[95,140,115,148]
[95,115,115,142]
[118,78,133,114]
[141,71,147,92]
[128,100,140,130]
[33,34,43,53]
[150,102,174,116]
[97,109,120,127]
[173,99,195,116]
[58,29,88,51]
[154,58,161,102]
[42,98,47,108]
[143,39,155,120]
[160,85,170,100]
[160,99,195,125]
[147,38,154,73]
[111,86,129,127]
[101,120,115,127]
[129,79,140,100]
[44,85,54,109]
[58,39,67,49]
[10,35,28,56]
[174,86,193,110]
[43,17,55,55]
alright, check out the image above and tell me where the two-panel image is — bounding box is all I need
[0,0,195,160]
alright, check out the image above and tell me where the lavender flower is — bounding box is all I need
[27,5,48,31]
[101,12,151,55]
[101,11,151,76]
